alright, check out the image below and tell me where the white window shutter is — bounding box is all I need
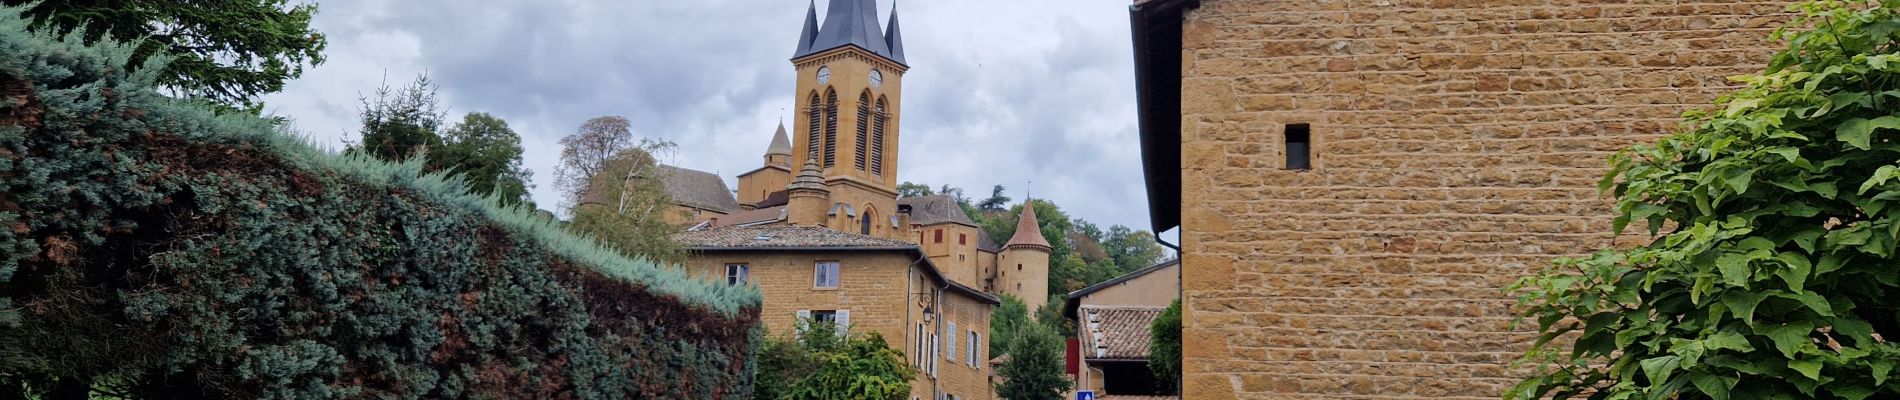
[835,310,850,331]
[946,322,957,361]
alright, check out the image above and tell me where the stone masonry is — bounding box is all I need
[1176,0,1789,398]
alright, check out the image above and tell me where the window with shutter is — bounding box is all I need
[946,321,957,361]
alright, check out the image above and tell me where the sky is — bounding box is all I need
[262,0,1156,232]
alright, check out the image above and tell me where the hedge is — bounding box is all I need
[0,7,760,399]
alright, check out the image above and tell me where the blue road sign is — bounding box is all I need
[1076,390,1095,400]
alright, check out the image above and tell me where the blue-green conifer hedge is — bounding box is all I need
[0,7,760,399]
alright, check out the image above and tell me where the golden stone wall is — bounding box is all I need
[684,250,993,399]
[997,246,1051,313]
[920,224,984,287]
[1174,0,1786,398]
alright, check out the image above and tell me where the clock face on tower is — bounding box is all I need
[868,69,883,88]
[816,66,831,84]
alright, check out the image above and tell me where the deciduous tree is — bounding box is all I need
[565,142,684,264]
[996,323,1070,400]
[990,294,1030,357]
[1150,299,1181,395]
[437,112,534,208]
[556,116,636,205]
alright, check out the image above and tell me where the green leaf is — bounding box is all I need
[1716,252,1753,287]
[1760,322,1816,359]
[1642,355,1684,385]
[1778,291,1835,316]
[1788,358,1823,380]
[1815,253,1848,275]
[1689,372,1737,400]
[1774,252,1813,291]
[1860,165,1900,195]
[1765,147,1802,162]
[1874,358,1894,386]
[1835,116,1900,150]
[1703,331,1755,352]
[1722,291,1770,326]
[1723,167,1756,194]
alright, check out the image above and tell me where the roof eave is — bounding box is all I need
[1129,0,1199,235]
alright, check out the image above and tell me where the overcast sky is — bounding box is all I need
[262,0,1155,232]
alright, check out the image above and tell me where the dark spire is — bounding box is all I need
[793,0,905,66]
[795,0,820,56]
[884,1,906,65]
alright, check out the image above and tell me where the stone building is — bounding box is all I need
[661,1,1057,399]
[1126,0,1785,398]
[676,226,996,400]
[1062,260,1181,397]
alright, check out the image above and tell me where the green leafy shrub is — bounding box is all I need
[1150,299,1181,395]
[1508,1,1900,399]
[755,321,914,400]
[0,7,760,399]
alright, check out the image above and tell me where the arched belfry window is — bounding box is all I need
[823,88,838,168]
[806,92,821,158]
[872,96,887,175]
[854,91,871,171]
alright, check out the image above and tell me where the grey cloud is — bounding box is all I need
[265,0,1155,231]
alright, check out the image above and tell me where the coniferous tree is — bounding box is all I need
[352,75,446,164]
[0,0,327,109]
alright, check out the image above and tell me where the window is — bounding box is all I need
[813,261,840,288]
[797,310,849,333]
[1018,264,1022,271]
[824,88,838,167]
[968,331,979,367]
[959,233,966,245]
[855,91,870,170]
[725,264,748,286]
[915,323,926,366]
[934,229,943,243]
[861,213,873,235]
[872,97,887,175]
[947,321,958,361]
[806,92,821,159]
[1286,123,1311,170]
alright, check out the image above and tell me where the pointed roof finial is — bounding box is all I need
[795,0,903,65]
[795,0,820,56]
[767,121,793,157]
[1005,199,1052,250]
[885,1,907,65]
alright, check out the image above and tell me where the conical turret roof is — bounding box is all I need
[767,122,792,157]
[793,0,906,66]
[1006,201,1052,250]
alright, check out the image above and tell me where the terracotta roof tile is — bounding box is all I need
[678,225,915,249]
[709,206,787,228]
[1080,306,1165,360]
[898,194,976,227]
[1006,201,1052,249]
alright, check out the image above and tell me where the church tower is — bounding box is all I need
[788,0,907,238]
[998,202,1053,312]
[735,122,795,206]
